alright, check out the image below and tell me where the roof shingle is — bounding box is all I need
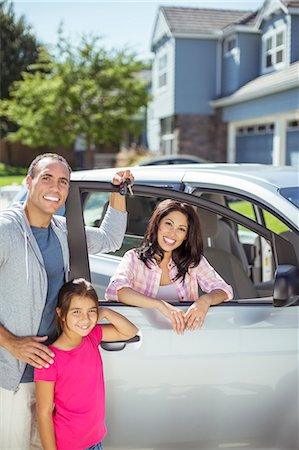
[160,6,255,35]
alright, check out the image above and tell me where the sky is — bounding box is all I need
[14,0,265,60]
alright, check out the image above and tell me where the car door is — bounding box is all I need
[66,180,299,450]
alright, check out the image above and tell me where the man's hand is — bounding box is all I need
[109,169,135,212]
[6,335,55,368]
[112,169,134,189]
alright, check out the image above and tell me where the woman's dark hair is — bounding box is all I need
[136,199,203,282]
[56,278,99,335]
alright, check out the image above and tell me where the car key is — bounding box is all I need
[119,179,133,196]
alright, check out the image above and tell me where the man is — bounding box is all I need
[0,153,133,449]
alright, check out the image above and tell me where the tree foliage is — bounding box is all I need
[0,0,39,100]
[0,33,150,166]
[0,0,40,138]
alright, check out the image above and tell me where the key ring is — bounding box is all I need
[118,179,133,196]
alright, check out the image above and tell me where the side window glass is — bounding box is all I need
[263,210,289,234]
[83,192,110,227]
[227,198,256,222]
[83,193,157,299]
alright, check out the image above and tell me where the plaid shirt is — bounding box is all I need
[105,249,233,302]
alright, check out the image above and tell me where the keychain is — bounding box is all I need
[119,179,133,196]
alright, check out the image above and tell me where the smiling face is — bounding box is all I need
[60,294,99,338]
[157,210,188,254]
[25,157,70,227]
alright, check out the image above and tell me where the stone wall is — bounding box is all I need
[175,112,227,162]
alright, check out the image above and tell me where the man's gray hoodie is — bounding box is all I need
[0,203,127,390]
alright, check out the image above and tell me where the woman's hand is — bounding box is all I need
[157,300,185,334]
[184,295,211,331]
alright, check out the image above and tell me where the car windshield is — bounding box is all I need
[280,186,299,208]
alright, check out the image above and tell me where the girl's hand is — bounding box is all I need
[157,300,185,335]
[184,295,211,331]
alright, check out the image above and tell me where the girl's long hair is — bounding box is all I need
[136,199,203,282]
[56,278,99,335]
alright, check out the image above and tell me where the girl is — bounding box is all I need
[34,278,138,450]
[105,199,233,334]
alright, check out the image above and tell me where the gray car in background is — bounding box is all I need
[53,164,299,449]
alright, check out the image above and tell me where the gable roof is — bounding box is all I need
[160,6,255,36]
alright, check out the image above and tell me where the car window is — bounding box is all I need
[83,191,110,227]
[82,189,280,301]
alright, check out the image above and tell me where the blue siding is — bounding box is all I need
[222,43,240,96]
[238,33,260,87]
[286,129,299,166]
[175,38,217,115]
[291,15,299,63]
[222,33,260,96]
[236,133,273,164]
[222,88,299,122]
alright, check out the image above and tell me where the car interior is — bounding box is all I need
[83,190,299,301]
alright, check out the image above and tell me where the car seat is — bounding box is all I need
[198,207,258,299]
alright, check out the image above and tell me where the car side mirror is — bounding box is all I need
[273,264,299,307]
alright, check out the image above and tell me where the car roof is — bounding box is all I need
[71,163,299,190]
[71,164,299,229]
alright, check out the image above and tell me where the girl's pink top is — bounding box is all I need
[105,249,233,302]
[34,325,106,450]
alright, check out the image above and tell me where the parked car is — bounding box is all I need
[66,163,298,450]
[0,183,22,210]
[138,154,209,165]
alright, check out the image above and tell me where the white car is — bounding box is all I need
[67,164,299,449]
[21,164,299,450]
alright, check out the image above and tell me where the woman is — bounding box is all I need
[105,199,233,334]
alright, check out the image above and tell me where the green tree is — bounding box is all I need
[0,0,39,137]
[1,34,150,167]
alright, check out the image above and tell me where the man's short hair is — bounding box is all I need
[27,153,72,178]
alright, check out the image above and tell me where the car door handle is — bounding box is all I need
[100,334,140,351]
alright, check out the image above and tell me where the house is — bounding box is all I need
[148,0,299,166]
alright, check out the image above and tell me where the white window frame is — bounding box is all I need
[157,52,168,89]
[262,25,286,73]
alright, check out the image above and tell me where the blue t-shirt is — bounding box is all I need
[21,225,64,383]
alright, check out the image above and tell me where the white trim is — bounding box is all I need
[172,32,219,40]
[227,122,236,163]
[210,78,298,107]
[221,26,259,37]
[173,27,260,40]
[261,23,287,74]
[256,0,288,29]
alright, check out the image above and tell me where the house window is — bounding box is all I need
[236,123,274,135]
[158,53,167,88]
[263,28,286,71]
[225,36,237,54]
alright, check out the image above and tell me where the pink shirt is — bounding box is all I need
[105,249,233,302]
[34,325,106,450]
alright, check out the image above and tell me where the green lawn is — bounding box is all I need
[0,163,26,187]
